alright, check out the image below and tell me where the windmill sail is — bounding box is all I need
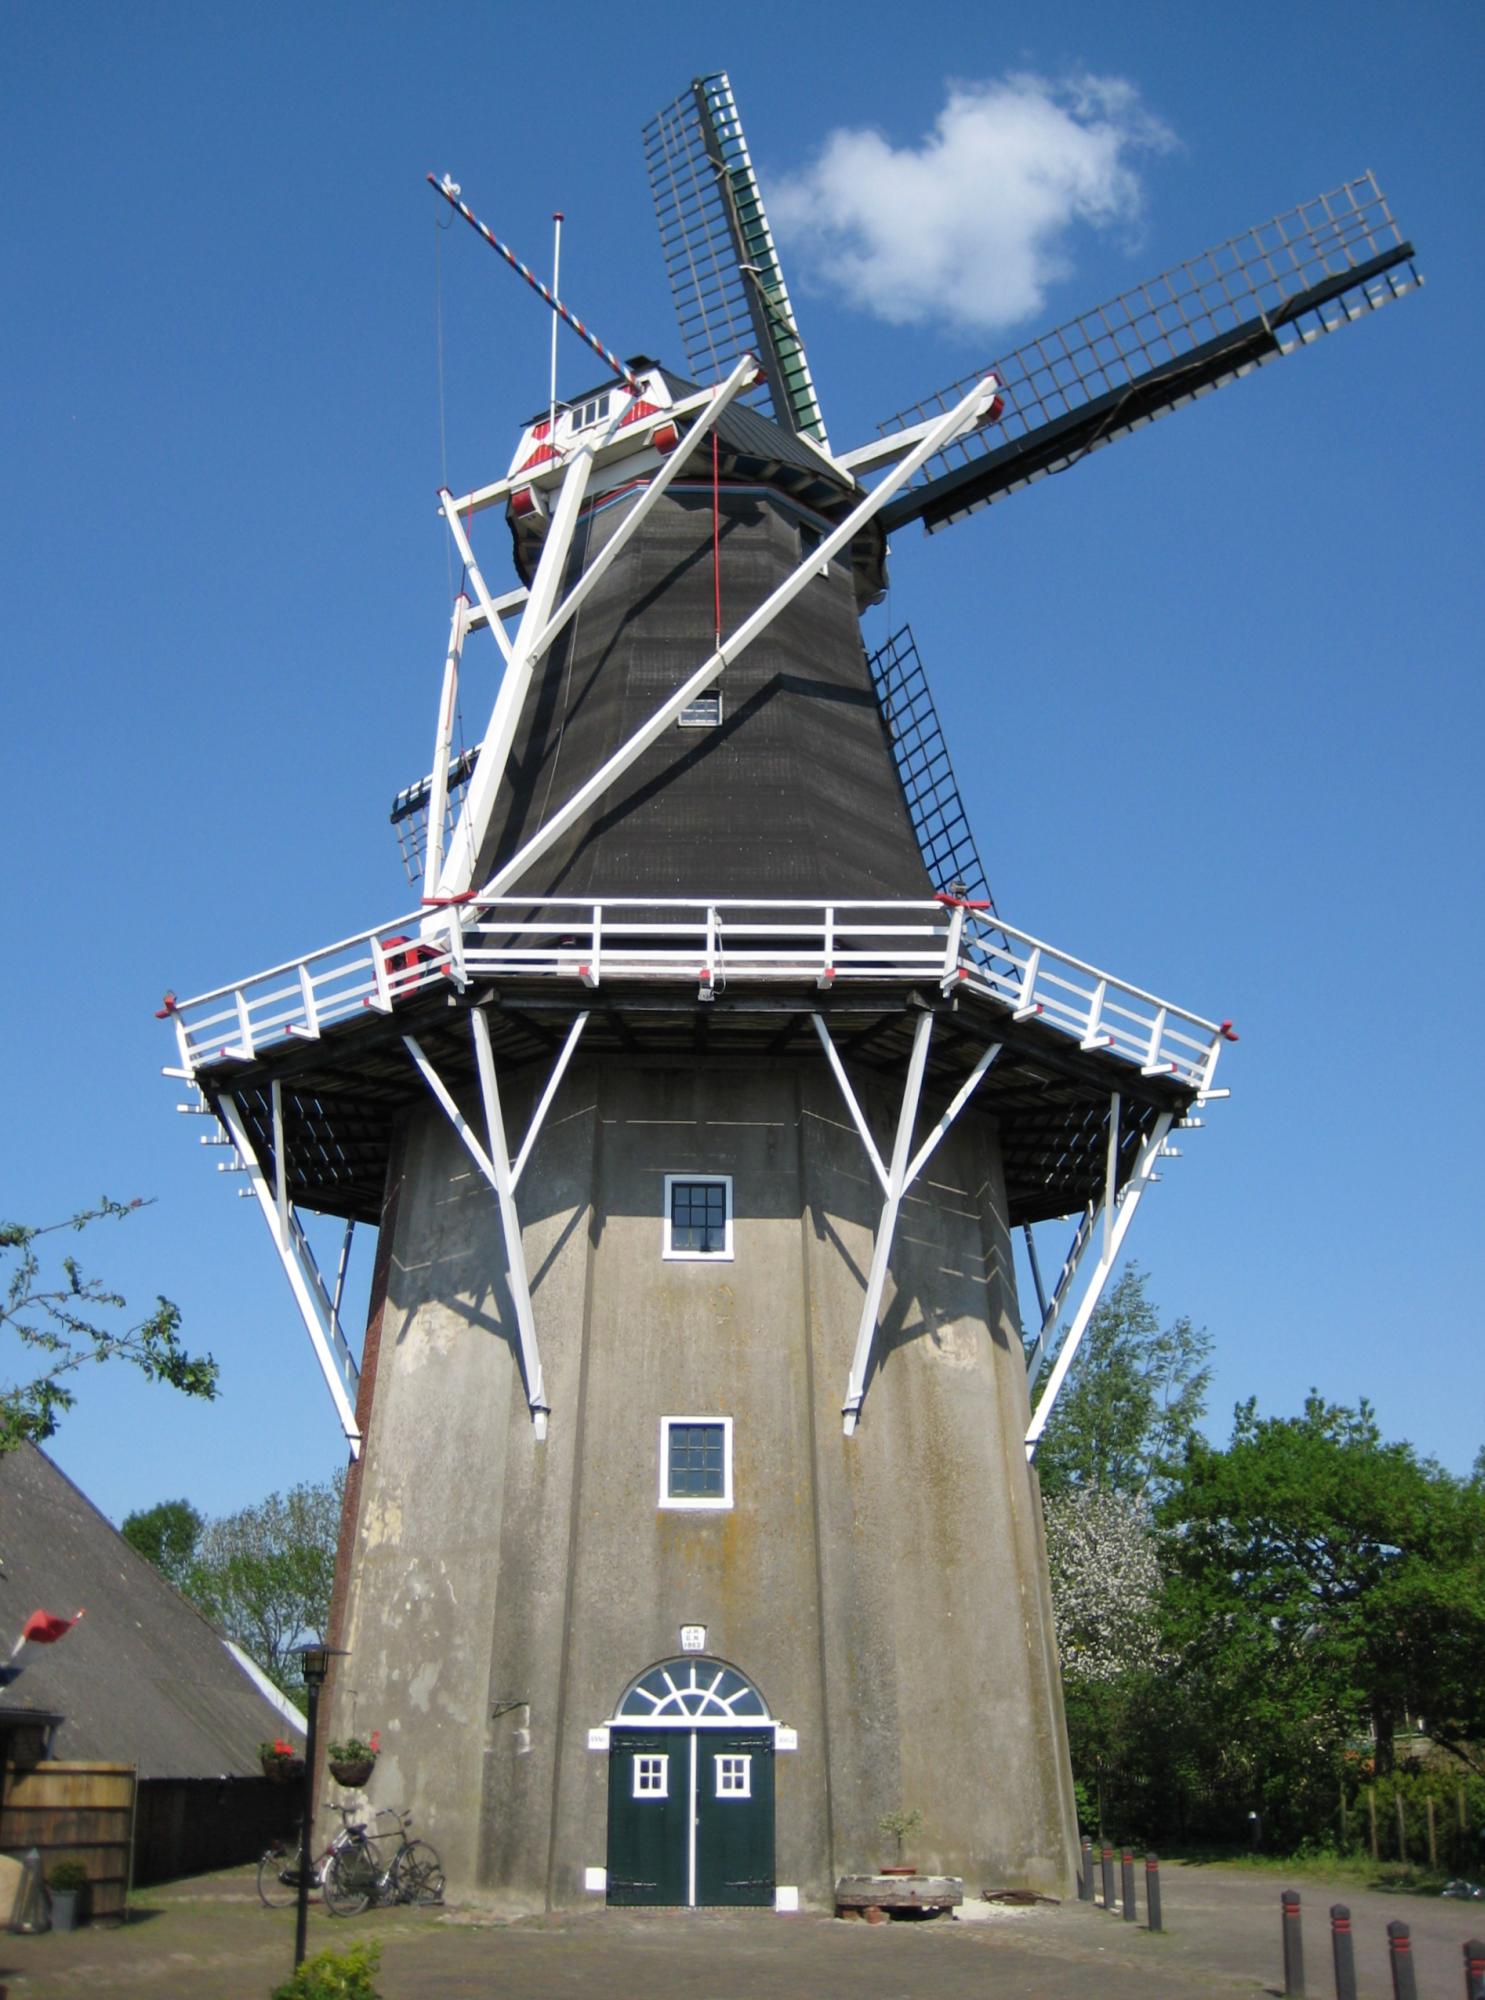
[879,172,1420,535]
[644,71,829,447]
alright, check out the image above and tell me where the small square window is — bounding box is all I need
[659,1416,734,1510]
[678,691,722,729]
[715,1754,751,1798]
[633,1753,669,1798]
[663,1174,732,1260]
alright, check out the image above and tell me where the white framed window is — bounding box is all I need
[663,1174,732,1261]
[678,691,722,729]
[715,1753,752,1798]
[633,1753,669,1798]
[659,1416,734,1510]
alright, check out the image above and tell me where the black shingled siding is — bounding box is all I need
[478,487,932,902]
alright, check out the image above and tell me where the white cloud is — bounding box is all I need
[766,73,1177,337]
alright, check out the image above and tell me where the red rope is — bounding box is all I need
[712,432,721,645]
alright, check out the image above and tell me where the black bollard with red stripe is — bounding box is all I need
[1387,1919,1418,2000]
[1079,1836,1094,1902]
[1464,1938,1485,1999]
[1121,1849,1137,1923]
[1282,1889,1305,1998]
[1330,1904,1357,2000]
[1100,1843,1115,1911]
[1145,1853,1163,1933]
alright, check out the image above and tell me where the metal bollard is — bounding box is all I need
[1121,1849,1136,1923]
[1145,1853,1163,1933]
[1100,1843,1115,1911]
[1282,1889,1306,1998]
[1464,1938,1485,2000]
[1387,1920,1418,2000]
[1079,1836,1094,1902]
[1330,1904,1357,2000]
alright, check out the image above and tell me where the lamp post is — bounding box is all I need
[292,1641,344,1971]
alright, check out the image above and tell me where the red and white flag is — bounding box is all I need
[10,1608,85,1658]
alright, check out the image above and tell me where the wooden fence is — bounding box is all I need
[1,1761,135,1919]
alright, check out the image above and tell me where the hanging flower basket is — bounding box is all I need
[326,1731,380,1790]
[260,1738,306,1785]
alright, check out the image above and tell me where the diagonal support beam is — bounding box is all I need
[1023,1110,1174,1460]
[481,372,1003,903]
[811,1013,888,1195]
[1021,1201,1101,1385]
[838,1016,1003,1435]
[216,1094,362,1451]
[403,1013,583,1439]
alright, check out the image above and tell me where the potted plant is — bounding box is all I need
[877,1807,924,1875]
[47,1857,88,1931]
[260,1736,307,1785]
[327,1730,380,1788]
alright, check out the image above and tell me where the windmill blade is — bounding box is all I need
[644,71,830,447]
[877,172,1420,536]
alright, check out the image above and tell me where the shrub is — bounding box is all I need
[47,1858,88,1891]
[269,1938,382,2000]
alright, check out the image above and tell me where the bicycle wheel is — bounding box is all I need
[256,1842,301,1909]
[323,1841,376,1917]
[392,1838,445,1905]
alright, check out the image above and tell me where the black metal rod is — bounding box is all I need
[1100,1843,1115,1911]
[1388,1920,1418,2000]
[1282,1888,1306,1998]
[1145,1853,1162,1934]
[1079,1836,1094,1902]
[1330,1904,1357,2000]
[293,1683,321,1970]
[1121,1849,1136,1923]
[1464,1937,1485,1999]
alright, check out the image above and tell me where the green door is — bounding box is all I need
[606,1730,687,1906]
[695,1729,774,1907]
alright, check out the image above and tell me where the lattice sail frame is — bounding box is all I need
[868,625,992,906]
[644,72,829,445]
[878,171,1420,532]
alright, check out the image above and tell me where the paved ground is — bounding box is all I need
[2,1861,1481,1998]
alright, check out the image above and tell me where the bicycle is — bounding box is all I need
[322,1806,444,1916]
[257,1803,364,1909]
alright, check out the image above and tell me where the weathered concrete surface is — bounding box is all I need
[6,1861,1479,2000]
[328,1053,1077,1910]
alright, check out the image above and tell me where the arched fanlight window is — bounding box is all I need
[614,1658,769,1721]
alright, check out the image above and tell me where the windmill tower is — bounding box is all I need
[161,74,1419,1913]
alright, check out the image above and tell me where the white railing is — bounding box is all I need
[161,897,1228,1094]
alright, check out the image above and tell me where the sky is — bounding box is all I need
[4,2,1482,1528]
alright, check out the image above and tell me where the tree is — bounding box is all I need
[122,1497,205,1588]
[1033,1265,1211,1500]
[1159,1394,1485,1780]
[185,1472,345,1693]
[1,1197,218,1450]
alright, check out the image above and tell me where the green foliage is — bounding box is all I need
[46,1858,88,1891]
[183,1470,345,1692]
[121,1497,204,1588]
[269,1938,381,2000]
[1033,1265,1211,1500]
[0,1198,218,1449]
[877,1807,923,1859]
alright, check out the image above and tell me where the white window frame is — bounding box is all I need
[633,1752,669,1798]
[678,690,723,729]
[662,1173,733,1262]
[714,1752,752,1798]
[659,1415,734,1511]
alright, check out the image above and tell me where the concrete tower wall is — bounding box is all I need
[330,1054,1078,1911]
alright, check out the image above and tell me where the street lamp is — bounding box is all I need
[292,1641,345,1970]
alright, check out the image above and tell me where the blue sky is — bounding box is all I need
[5,2,1481,1526]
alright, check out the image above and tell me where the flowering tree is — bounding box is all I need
[1043,1485,1166,1686]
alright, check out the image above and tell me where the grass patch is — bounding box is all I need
[1162,1846,1457,1895]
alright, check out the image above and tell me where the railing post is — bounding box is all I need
[1100,1843,1115,1912]
[1282,1889,1305,1998]
[1387,1920,1418,2000]
[1145,1852,1162,1933]
[1121,1849,1136,1923]
[1078,1836,1094,1902]
[1330,1904,1357,2000]
[1464,1937,1485,1999]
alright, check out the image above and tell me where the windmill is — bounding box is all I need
[161,71,1419,1912]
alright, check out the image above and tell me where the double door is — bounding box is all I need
[607,1727,774,1906]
